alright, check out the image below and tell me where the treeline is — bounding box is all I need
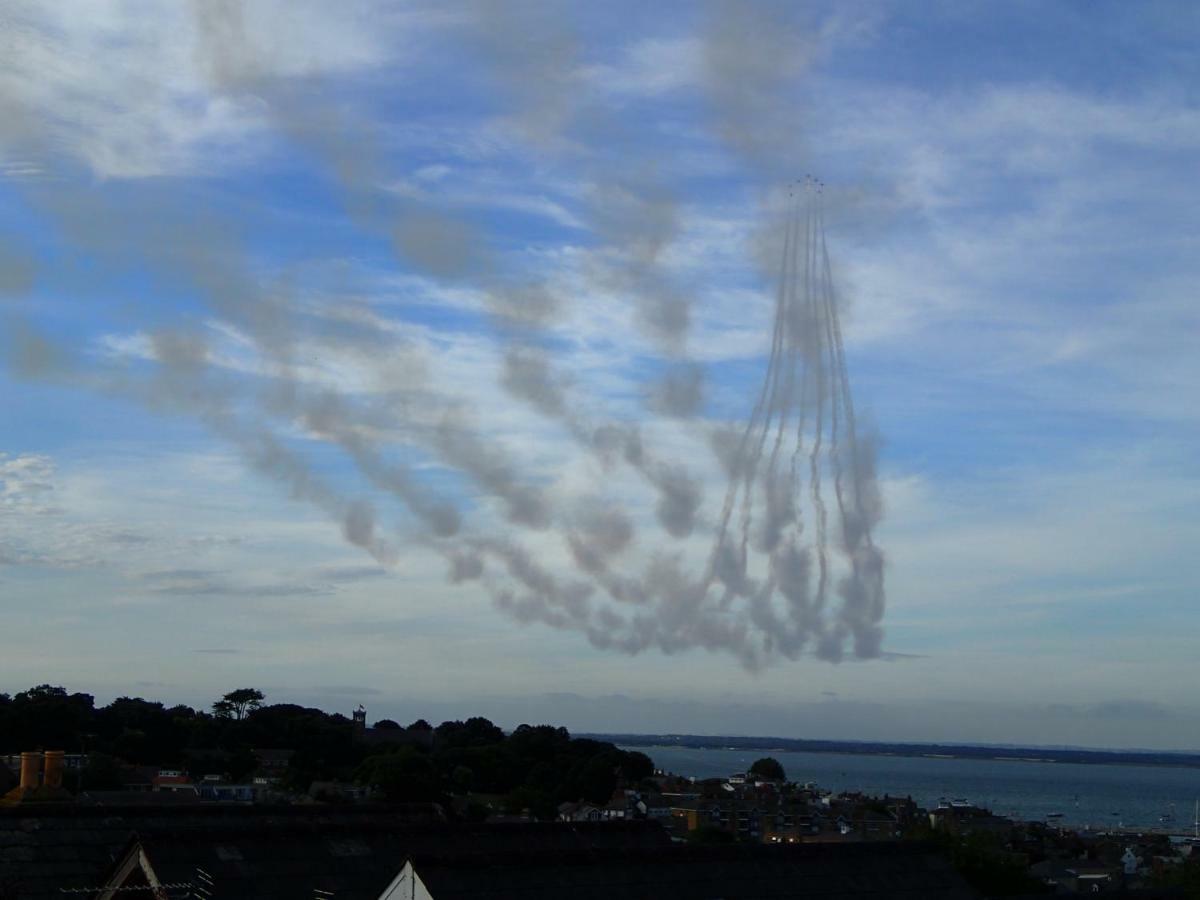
[0,685,653,816]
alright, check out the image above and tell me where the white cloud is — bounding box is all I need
[0,0,439,178]
[581,37,704,98]
[0,453,58,515]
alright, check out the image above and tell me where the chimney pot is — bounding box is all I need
[43,750,65,789]
[19,751,42,790]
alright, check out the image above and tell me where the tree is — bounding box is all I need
[619,750,654,783]
[4,685,96,752]
[212,688,264,721]
[749,757,786,782]
[504,786,557,821]
[563,751,620,805]
[80,752,126,791]
[357,749,440,802]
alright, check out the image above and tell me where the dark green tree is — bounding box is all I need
[563,751,620,804]
[749,757,786,782]
[357,748,440,802]
[434,717,505,748]
[619,750,654,783]
[212,688,264,721]
[79,752,126,791]
[2,685,95,751]
[504,786,557,821]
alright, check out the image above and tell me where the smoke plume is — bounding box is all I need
[0,2,886,668]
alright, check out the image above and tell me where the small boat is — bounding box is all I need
[1046,812,1064,819]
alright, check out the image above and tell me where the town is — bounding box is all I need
[2,686,1198,897]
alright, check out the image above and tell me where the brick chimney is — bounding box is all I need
[43,750,65,789]
[1,751,72,806]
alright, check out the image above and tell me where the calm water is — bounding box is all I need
[630,745,1200,832]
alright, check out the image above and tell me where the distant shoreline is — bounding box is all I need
[584,733,1200,771]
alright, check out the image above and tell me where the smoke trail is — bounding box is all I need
[696,182,886,661]
[2,3,887,668]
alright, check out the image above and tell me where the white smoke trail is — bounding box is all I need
[1,3,887,668]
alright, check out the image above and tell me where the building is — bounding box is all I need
[88,826,979,900]
[151,769,198,795]
[252,747,295,776]
[384,841,980,899]
[83,819,672,900]
[197,782,257,802]
[0,803,446,900]
[1029,858,1121,892]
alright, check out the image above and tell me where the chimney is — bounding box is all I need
[43,751,65,789]
[19,751,42,790]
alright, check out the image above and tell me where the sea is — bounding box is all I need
[626,745,1200,833]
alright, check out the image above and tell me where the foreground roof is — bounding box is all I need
[409,841,979,900]
[0,803,442,900]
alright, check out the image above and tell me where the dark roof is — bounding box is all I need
[410,841,980,899]
[129,818,672,892]
[78,790,202,807]
[0,803,442,900]
[89,817,668,900]
[1007,892,1183,899]
[0,805,978,900]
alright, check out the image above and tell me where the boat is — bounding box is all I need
[1046,812,1064,819]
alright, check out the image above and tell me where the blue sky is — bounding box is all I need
[2,0,1198,749]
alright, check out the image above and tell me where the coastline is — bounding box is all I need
[585,733,1200,771]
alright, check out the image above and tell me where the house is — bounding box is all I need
[671,798,765,840]
[121,765,159,792]
[252,747,295,775]
[631,791,672,820]
[557,801,601,822]
[1029,858,1121,892]
[600,789,632,820]
[929,802,1013,838]
[151,769,198,795]
[197,782,257,802]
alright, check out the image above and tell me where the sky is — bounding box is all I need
[1,0,1198,750]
